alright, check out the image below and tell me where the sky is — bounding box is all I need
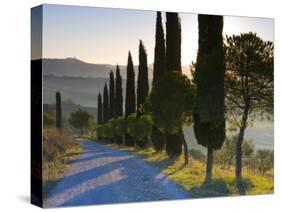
[39,4,274,68]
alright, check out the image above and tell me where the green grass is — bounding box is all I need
[107,143,273,198]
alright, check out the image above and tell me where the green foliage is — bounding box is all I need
[115,65,123,117]
[96,124,104,140]
[166,12,181,71]
[152,11,166,87]
[127,114,137,137]
[214,136,255,168]
[43,112,55,128]
[193,15,225,150]
[115,116,127,136]
[256,149,273,176]
[105,119,116,139]
[56,92,62,129]
[103,83,109,123]
[109,71,115,119]
[125,51,136,118]
[97,93,103,124]
[151,70,193,134]
[224,32,274,179]
[87,117,96,139]
[137,40,149,118]
[69,108,93,136]
[136,115,152,140]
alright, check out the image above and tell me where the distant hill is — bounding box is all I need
[42,58,191,79]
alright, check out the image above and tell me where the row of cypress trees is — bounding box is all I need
[96,12,226,181]
[97,40,150,147]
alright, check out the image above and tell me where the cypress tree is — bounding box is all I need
[193,15,225,182]
[125,51,136,146]
[115,65,123,144]
[165,12,184,156]
[151,11,166,151]
[115,65,123,117]
[136,40,149,148]
[153,12,166,86]
[97,93,103,125]
[109,71,115,119]
[137,40,149,118]
[56,91,62,130]
[103,83,109,124]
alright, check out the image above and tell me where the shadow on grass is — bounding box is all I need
[189,178,253,198]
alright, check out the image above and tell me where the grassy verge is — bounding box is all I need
[105,143,273,198]
[43,129,82,199]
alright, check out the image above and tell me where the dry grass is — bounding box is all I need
[43,128,82,199]
[106,143,274,198]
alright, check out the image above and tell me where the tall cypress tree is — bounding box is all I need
[153,12,166,86]
[115,65,123,144]
[137,40,149,118]
[97,93,103,125]
[115,65,123,117]
[109,71,115,119]
[165,12,184,156]
[151,11,166,152]
[125,51,136,146]
[136,40,149,148]
[193,15,225,182]
[103,83,109,124]
[56,91,62,130]
[166,12,181,71]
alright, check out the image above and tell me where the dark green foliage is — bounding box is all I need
[224,33,274,180]
[152,11,166,86]
[151,11,166,151]
[97,93,103,125]
[137,40,149,118]
[103,83,109,123]
[166,12,181,71]
[115,65,123,118]
[164,12,185,156]
[115,116,126,144]
[125,52,136,146]
[125,52,136,118]
[193,15,225,182]
[151,127,166,151]
[43,112,55,128]
[109,71,115,119]
[69,108,92,136]
[56,92,62,130]
[150,71,193,156]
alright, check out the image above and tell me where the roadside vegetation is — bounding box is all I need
[105,141,273,198]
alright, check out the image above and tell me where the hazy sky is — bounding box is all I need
[41,4,274,67]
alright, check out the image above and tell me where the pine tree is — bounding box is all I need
[97,93,103,125]
[165,12,184,156]
[151,11,166,151]
[115,65,123,144]
[137,40,149,118]
[56,91,62,130]
[103,83,109,124]
[193,15,225,182]
[109,71,115,119]
[125,51,136,146]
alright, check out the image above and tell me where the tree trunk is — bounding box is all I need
[235,107,249,181]
[181,130,188,165]
[80,128,83,136]
[205,146,213,183]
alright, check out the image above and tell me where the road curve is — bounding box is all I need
[44,141,190,207]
